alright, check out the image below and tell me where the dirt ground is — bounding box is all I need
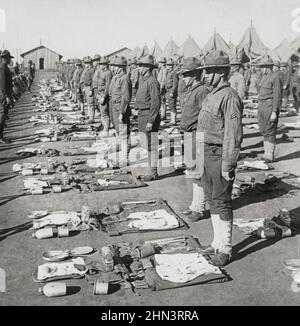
[1,71,300,306]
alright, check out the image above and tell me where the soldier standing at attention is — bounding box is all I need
[80,56,94,119]
[92,54,101,121]
[97,57,112,137]
[165,58,179,125]
[72,59,83,107]
[0,50,14,143]
[135,55,161,181]
[256,55,282,163]
[197,50,243,267]
[244,62,251,98]
[229,57,246,100]
[109,56,132,165]
[157,57,167,121]
[280,62,291,108]
[179,57,211,222]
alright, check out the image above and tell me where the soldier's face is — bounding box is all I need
[93,61,99,68]
[273,66,279,72]
[138,66,148,76]
[166,65,173,71]
[204,68,222,87]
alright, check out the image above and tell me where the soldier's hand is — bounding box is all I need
[270,111,277,123]
[222,170,235,182]
[146,123,153,132]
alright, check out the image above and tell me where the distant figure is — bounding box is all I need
[27,60,35,92]
[229,57,246,100]
[14,62,20,76]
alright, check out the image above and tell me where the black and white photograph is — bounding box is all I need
[1,0,300,308]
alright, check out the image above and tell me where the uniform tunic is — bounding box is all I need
[257,71,282,141]
[165,68,179,112]
[197,82,243,220]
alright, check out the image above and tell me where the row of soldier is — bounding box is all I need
[0,50,36,143]
[56,51,300,267]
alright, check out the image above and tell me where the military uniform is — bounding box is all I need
[178,74,189,113]
[165,63,179,117]
[135,55,161,180]
[229,71,246,99]
[157,59,167,120]
[179,57,211,219]
[281,63,291,107]
[291,65,300,114]
[257,57,282,162]
[0,50,14,141]
[72,63,83,103]
[97,59,112,133]
[196,50,243,267]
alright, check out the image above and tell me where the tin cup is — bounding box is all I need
[58,228,69,237]
[41,168,49,175]
[22,169,34,176]
[52,185,62,193]
[93,280,109,295]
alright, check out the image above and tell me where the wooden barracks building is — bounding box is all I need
[21,44,63,70]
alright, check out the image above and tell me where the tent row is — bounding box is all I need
[127,24,300,64]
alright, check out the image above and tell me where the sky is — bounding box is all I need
[0,0,300,62]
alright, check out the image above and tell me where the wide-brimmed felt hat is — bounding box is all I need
[158,56,167,64]
[178,57,203,74]
[136,54,157,68]
[99,56,109,65]
[93,54,101,61]
[255,54,274,67]
[166,58,175,66]
[202,50,230,68]
[84,56,93,63]
[109,56,127,66]
[1,50,14,58]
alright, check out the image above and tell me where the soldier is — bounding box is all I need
[109,56,132,165]
[129,58,139,97]
[291,63,300,119]
[178,71,189,114]
[165,58,179,125]
[68,59,76,100]
[280,62,291,108]
[157,57,167,121]
[273,60,284,88]
[229,58,246,99]
[72,59,84,109]
[244,62,251,99]
[255,55,282,163]
[27,60,35,92]
[92,54,101,119]
[0,50,14,143]
[80,56,94,119]
[96,56,112,136]
[135,55,161,181]
[197,50,243,267]
[179,57,211,221]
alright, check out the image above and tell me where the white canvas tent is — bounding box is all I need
[161,39,179,59]
[177,35,201,57]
